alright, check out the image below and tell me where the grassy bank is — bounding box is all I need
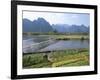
[54,35,89,40]
[23,34,89,40]
[23,32,89,35]
[23,48,89,68]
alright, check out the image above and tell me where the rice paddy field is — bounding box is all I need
[23,48,89,68]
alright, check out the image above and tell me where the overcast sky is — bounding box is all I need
[23,11,90,27]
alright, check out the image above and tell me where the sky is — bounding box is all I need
[23,11,90,27]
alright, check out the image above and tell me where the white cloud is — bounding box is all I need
[71,14,78,18]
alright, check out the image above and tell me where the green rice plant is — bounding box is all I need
[52,58,82,67]
[23,48,89,68]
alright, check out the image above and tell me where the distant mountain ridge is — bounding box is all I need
[23,18,53,32]
[23,18,89,33]
[52,24,89,33]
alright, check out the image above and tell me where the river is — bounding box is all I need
[23,35,89,53]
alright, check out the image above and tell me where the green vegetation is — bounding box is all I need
[54,35,89,40]
[23,33,89,40]
[23,48,89,68]
[23,32,89,35]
